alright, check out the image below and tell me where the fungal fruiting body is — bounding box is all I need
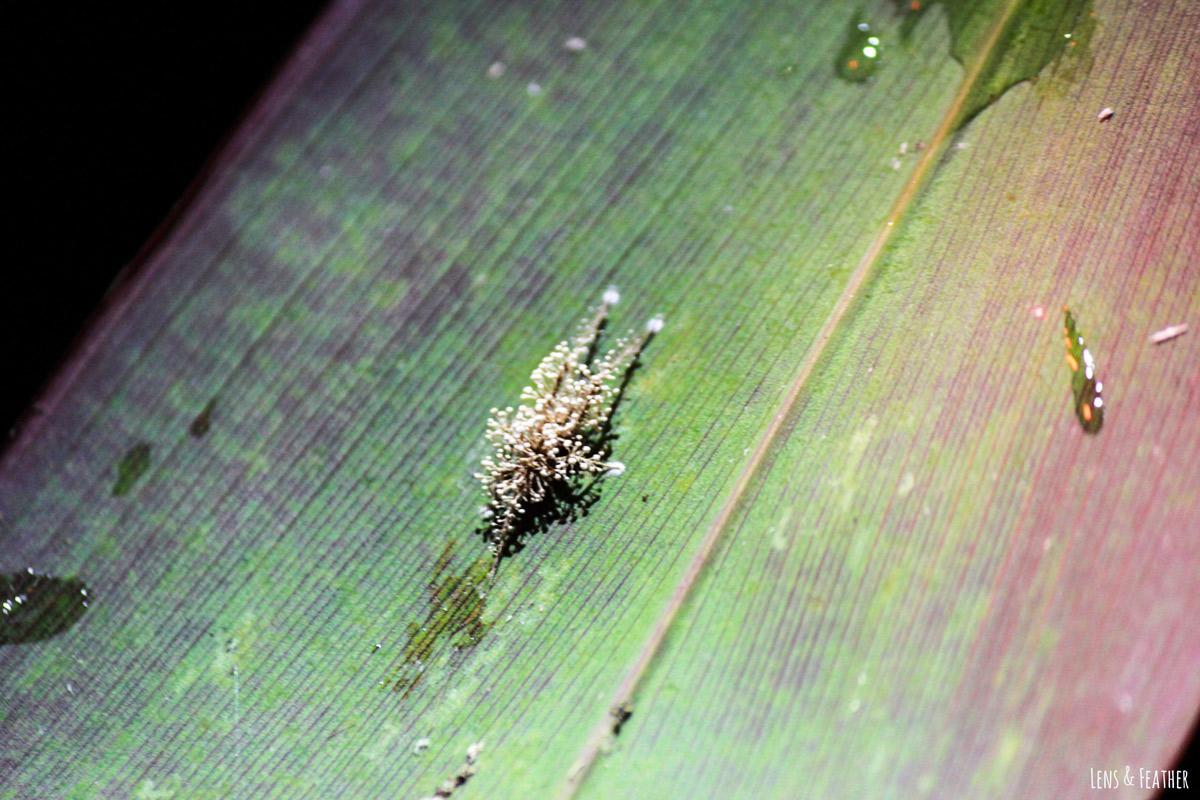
[1063,306,1104,433]
[475,288,661,574]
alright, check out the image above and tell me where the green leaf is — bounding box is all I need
[2,0,1197,798]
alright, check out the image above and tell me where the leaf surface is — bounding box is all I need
[1,1,1197,798]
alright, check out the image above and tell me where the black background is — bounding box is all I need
[5,0,329,439]
[3,0,1196,788]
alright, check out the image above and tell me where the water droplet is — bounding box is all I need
[1062,307,1104,434]
[1,571,91,644]
[836,16,883,83]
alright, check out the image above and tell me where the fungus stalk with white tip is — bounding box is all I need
[475,289,661,575]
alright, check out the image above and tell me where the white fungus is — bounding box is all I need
[476,291,660,570]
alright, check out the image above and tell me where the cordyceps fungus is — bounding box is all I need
[475,287,662,577]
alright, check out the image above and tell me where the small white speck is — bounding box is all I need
[899,141,908,155]
[1043,537,1053,552]
[646,315,665,334]
[563,36,587,52]
[413,737,431,755]
[1118,692,1133,714]
[605,461,626,477]
[722,204,734,213]
[857,671,867,686]
[479,506,494,519]
[1097,106,1113,122]
[848,697,862,713]
[487,61,506,79]
[889,157,902,171]
[527,82,543,97]
[66,682,75,694]
[466,741,484,763]
[603,286,620,305]
[1148,322,1187,344]
[955,141,969,150]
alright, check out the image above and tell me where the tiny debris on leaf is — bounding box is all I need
[426,742,482,798]
[1097,106,1114,122]
[563,36,587,52]
[1148,322,1188,344]
[486,61,505,79]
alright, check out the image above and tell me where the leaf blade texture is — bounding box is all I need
[1,0,1197,798]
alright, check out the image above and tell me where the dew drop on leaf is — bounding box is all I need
[1,570,91,644]
[836,16,883,82]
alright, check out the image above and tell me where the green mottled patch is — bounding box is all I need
[112,442,152,497]
[389,541,494,696]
